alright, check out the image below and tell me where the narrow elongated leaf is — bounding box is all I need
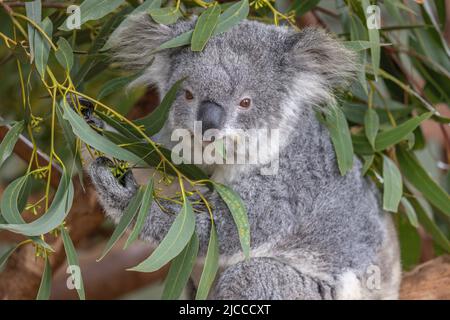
[157,30,193,51]
[134,78,184,136]
[0,175,29,224]
[60,227,85,300]
[400,197,419,228]
[364,109,379,149]
[361,0,380,80]
[0,120,24,168]
[195,225,219,300]
[62,101,143,164]
[382,155,402,212]
[325,106,354,175]
[98,187,145,261]
[162,232,199,300]
[406,192,450,252]
[375,112,432,151]
[213,0,249,35]
[343,40,372,51]
[97,74,140,100]
[149,7,181,25]
[191,4,221,52]
[397,148,450,217]
[34,17,53,79]
[156,0,248,51]
[0,173,74,236]
[0,245,18,269]
[25,0,41,62]
[36,256,51,300]
[214,183,249,258]
[124,180,154,249]
[55,37,73,71]
[129,200,196,272]
[59,0,126,31]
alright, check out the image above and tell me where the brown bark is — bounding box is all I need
[400,255,450,300]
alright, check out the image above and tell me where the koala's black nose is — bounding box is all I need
[197,101,225,134]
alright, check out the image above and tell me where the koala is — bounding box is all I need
[86,14,401,299]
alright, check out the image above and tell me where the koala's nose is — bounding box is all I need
[197,101,225,134]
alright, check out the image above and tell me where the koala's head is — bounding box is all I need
[110,14,355,143]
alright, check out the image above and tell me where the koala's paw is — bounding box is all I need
[65,94,104,130]
[88,157,138,209]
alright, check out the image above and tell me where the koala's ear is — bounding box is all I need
[108,14,194,88]
[284,28,356,89]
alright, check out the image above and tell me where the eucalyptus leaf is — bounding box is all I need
[0,120,24,168]
[61,227,86,300]
[162,232,199,300]
[59,0,126,31]
[34,17,53,79]
[129,199,196,272]
[98,187,145,261]
[36,256,51,300]
[364,109,379,149]
[382,156,402,212]
[191,4,221,52]
[400,197,419,228]
[25,0,41,63]
[124,180,154,249]
[149,7,181,25]
[55,37,74,71]
[214,183,250,258]
[195,224,219,300]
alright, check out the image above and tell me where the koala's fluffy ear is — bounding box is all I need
[108,14,193,88]
[284,28,356,90]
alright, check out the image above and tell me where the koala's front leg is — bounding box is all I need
[88,157,139,223]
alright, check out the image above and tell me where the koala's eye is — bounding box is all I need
[185,90,194,100]
[239,98,251,109]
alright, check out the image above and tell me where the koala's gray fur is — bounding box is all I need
[87,14,401,299]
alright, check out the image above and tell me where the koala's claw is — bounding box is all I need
[89,156,138,194]
[65,94,104,130]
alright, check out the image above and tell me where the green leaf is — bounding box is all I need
[362,154,374,175]
[97,73,140,100]
[375,112,432,151]
[0,245,18,269]
[124,180,154,249]
[214,183,250,258]
[129,199,196,272]
[156,0,248,51]
[157,30,193,51]
[361,0,380,80]
[134,78,184,136]
[195,224,219,300]
[34,17,53,79]
[149,7,181,25]
[382,155,402,212]
[0,175,29,224]
[36,256,52,300]
[59,0,127,31]
[55,37,74,71]
[98,187,145,261]
[343,40,372,51]
[62,101,143,164]
[325,105,354,175]
[214,0,249,35]
[397,148,450,217]
[0,120,24,168]
[400,197,419,228]
[60,227,85,300]
[25,0,41,63]
[191,4,221,52]
[406,193,450,253]
[0,173,74,236]
[364,109,379,149]
[162,232,199,300]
